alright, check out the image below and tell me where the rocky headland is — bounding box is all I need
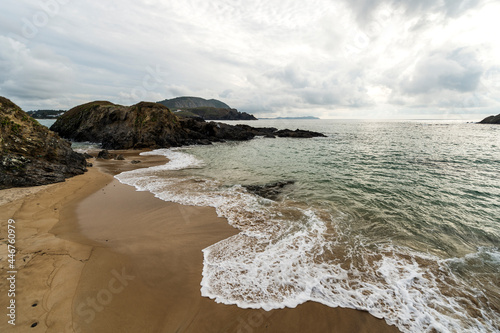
[0,97,87,189]
[157,96,231,109]
[50,101,325,149]
[158,96,257,120]
[479,114,500,124]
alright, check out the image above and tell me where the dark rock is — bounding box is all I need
[275,129,327,138]
[479,114,500,124]
[115,154,125,160]
[0,97,87,189]
[97,149,115,159]
[244,181,295,200]
[51,101,188,149]
[83,153,93,159]
[131,160,141,164]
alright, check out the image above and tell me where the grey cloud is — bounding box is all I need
[0,0,497,118]
[0,37,75,100]
[400,48,482,95]
[265,65,310,89]
[345,0,485,27]
[219,89,233,99]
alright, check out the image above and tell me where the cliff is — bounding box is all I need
[0,97,87,189]
[50,101,325,150]
[479,114,500,124]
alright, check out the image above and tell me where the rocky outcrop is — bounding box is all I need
[479,114,500,124]
[51,101,187,149]
[50,101,326,150]
[0,97,87,189]
[275,129,327,138]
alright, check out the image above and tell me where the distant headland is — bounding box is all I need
[479,114,500,124]
[157,96,257,120]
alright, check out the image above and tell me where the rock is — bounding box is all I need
[131,160,141,164]
[83,153,93,159]
[244,180,295,200]
[0,97,87,189]
[115,154,125,160]
[97,149,115,159]
[51,101,327,149]
[51,101,187,149]
[479,114,500,124]
[275,129,327,138]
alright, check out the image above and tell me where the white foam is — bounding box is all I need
[115,149,500,333]
[139,148,205,170]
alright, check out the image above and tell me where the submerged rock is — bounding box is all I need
[244,180,295,200]
[0,97,87,189]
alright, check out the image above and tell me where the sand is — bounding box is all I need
[0,151,400,332]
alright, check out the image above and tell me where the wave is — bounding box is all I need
[115,149,500,333]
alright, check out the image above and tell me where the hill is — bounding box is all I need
[158,96,231,109]
[0,97,87,189]
[157,96,257,120]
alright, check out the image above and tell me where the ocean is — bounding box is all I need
[115,119,500,333]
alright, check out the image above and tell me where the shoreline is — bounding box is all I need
[0,150,400,332]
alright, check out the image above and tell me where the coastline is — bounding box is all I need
[0,150,400,332]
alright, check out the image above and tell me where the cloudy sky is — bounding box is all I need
[1,0,499,119]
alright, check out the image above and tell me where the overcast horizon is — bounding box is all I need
[1,0,499,120]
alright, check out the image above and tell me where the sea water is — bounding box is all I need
[115,119,500,332]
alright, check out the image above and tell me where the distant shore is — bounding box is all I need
[0,150,400,333]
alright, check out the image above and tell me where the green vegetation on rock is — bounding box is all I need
[0,96,87,189]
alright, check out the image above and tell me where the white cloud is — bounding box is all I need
[0,0,498,118]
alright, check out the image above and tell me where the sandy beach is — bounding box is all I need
[0,151,400,333]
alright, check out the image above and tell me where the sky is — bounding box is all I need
[1,0,499,119]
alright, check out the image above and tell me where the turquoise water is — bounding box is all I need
[116,119,500,332]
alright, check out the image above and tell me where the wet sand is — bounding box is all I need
[0,151,400,332]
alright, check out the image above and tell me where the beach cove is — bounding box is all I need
[0,150,399,332]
